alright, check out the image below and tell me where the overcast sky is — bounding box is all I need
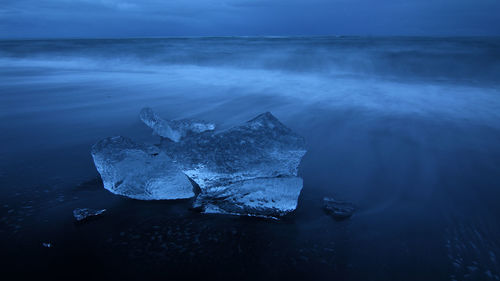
[1,0,499,38]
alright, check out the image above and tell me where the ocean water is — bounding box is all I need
[0,37,500,280]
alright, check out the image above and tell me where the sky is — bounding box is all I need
[0,0,499,38]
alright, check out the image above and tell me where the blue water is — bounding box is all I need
[1,37,500,280]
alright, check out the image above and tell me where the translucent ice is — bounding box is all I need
[91,136,195,200]
[160,112,307,191]
[92,111,306,218]
[193,177,303,218]
[139,107,215,142]
[159,112,307,218]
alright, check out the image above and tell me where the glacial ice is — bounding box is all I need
[193,177,303,218]
[91,136,195,200]
[73,208,107,222]
[139,107,215,142]
[158,111,307,217]
[91,110,306,218]
[159,112,307,190]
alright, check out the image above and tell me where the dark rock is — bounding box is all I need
[323,197,355,220]
[73,208,106,222]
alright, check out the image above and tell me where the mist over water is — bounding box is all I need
[1,37,500,280]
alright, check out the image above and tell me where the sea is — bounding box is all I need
[0,36,499,280]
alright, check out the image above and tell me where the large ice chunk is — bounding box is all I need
[91,111,306,218]
[158,112,307,218]
[139,107,215,142]
[160,112,307,191]
[91,136,195,200]
[193,177,303,218]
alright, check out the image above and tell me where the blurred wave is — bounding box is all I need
[1,37,499,83]
[1,37,500,138]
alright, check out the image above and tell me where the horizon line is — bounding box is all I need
[2,34,500,41]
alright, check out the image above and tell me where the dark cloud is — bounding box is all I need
[0,0,499,38]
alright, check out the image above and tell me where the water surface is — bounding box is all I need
[1,37,500,280]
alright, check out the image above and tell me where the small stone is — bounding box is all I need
[73,208,106,222]
[323,197,355,220]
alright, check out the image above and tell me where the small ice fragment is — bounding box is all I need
[91,136,195,200]
[140,107,215,142]
[42,242,52,248]
[323,197,355,220]
[467,266,478,272]
[73,208,107,222]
